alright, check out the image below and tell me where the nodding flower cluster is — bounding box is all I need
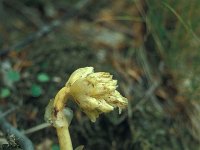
[45,67,128,126]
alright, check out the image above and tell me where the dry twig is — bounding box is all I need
[0,0,91,57]
[0,111,34,150]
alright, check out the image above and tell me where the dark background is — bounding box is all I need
[0,0,200,149]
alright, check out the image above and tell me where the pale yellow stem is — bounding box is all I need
[53,87,70,111]
[53,86,73,150]
[56,126,73,150]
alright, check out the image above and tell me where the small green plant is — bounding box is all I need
[6,70,20,82]
[37,73,50,82]
[0,88,11,98]
[45,67,128,150]
[30,84,42,97]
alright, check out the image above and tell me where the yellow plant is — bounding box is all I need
[45,67,128,150]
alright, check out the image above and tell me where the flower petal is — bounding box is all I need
[104,90,128,109]
[65,67,94,87]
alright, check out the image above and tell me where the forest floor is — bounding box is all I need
[0,0,200,150]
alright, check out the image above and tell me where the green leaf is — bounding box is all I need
[6,70,20,82]
[37,73,50,82]
[30,84,42,97]
[0,88,11,98]
[52,144,60,150]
